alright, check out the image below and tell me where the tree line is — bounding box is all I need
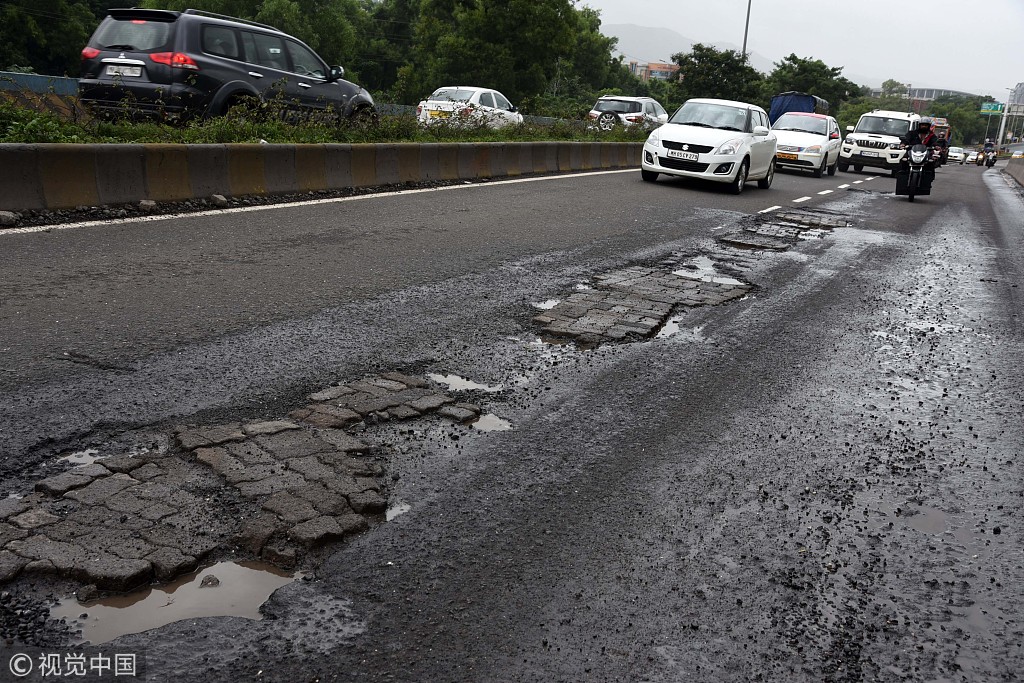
[0,0,997,141]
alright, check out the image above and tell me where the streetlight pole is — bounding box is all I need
[995,87,1011,152]
[741,0,752,61]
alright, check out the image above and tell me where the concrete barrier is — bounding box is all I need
[1006,158,1024,187]
[0,141,643,212]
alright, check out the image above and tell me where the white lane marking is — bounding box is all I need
[837,184,851,188]
[817,190,833,195]
[1,169,638,237]
[852,180,864,184]
[865,176,877,180]
[793,196,812,203]
[758,205,781,213]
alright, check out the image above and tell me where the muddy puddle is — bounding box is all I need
[57,449,103,466]
[428,373,503,393]
[51,561,302,645]
[672,256,746,286]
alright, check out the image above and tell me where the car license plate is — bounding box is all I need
[667,150,698,161]
[777,153,798,160]
[860,150,879,157]
[428,110,450,119]
[106,65,141,77]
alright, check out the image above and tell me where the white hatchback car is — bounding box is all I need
[641,98,776,194]
[946,146,966,164]
[771,111,842,178]
[416,86,523,128]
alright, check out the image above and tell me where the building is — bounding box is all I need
[867,86,978,100]
[627,61,681,82]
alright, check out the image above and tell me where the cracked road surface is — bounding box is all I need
[1,164,1022,682]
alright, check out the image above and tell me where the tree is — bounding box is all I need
[0,0,97,76]
[671,44,764,105]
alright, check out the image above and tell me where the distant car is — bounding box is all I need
[641,97,776,194]
[946,146,966,164]
[416,86,523,128]
[587,96,668,130]
[770,111,842,177]
[78,8,374,122]
[966,151,980,163]
[1012,150,1024,159]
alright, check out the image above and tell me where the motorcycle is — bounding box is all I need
[976,150,986,166]
[985,151,997,168]
[895,144,935,202]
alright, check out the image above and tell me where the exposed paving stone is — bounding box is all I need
[0,522,29,546]
[63,473,138,505]
[138,503,178,521]
[537,290,673,343]
[346,379,399,397]
[318,451,382,477]
[79,555,152,591]
[381,372,429,388]
[99,454,146,473]
[70,463,112,478]
[146,547,197,582]
[287,516,343,547]
[235,472,308,497]
[388,405,422,419]
[260,492,320,523]
[7,536,91,573]
[139,524,220,559]
[317,474,365,497]
[407,394,454,413]
[0,550,27,582]
[242,420,301,436]
[347,490,387,514]
[308,385,356,402]
[291,405,363,429]
[224,463,286,486]
[718,230,792,250]
[225,441,279,466]
[291,483,353,516]
[234,513,282,554]
[73,527,156,560]
[0,497,32,520]
[437,405,478,422]
[35,472,94,496]
[336,513,370,535]
[316,429,369,453]
[366,378,408,392]
[174,424,246,450]
[262,544,296,568]
[127,463,164,481]
[70,505,154,531]
[256,430,334,459]
[286,456,336,483]
[9,509,60,530]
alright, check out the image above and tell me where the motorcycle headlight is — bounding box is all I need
[910,150,928,163]
[714,137,744,155]
[803,145,822,155]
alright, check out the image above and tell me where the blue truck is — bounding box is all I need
[768,91,830,125]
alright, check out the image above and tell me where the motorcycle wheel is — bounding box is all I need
[908,170,919,202]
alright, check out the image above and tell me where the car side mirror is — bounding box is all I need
[846,125,854,132]
[753,125,769,136]
[328,66,345,81]
[830,131,840,139]
[509,105,518,113]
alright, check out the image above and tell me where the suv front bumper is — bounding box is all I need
[840,146,904,170]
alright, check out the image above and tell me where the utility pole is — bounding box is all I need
[742,0,752,61]
[996,88,1012,152]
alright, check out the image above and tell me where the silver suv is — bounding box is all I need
[587,96,668,130]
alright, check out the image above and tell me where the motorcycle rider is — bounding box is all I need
[901,118,938,188]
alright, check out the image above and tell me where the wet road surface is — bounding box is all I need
[1,162,1022,682]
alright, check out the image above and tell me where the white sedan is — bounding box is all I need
[641,98,776,194]
[771,112,842,177]
[416,86,524,128]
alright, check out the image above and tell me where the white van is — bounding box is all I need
[838,109,919,175]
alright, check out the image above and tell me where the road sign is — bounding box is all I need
[981,102,1004,115]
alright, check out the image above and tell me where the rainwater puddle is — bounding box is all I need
[472,414,513,432]
[672,256,745,286]
[51,561,301,645]
[58,449,103,466]
[386,501,412,521]
[865,497,950,535]
[427,373,503,393]
[656,317,707,341]
[532,299,561,310]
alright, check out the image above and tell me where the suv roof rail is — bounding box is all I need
[181,8,278,31]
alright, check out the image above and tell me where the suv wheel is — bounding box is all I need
[729,159,749,195]
[598,112,618,130]
[838,161,849,172]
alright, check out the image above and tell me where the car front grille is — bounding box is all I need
[777,145,799,152]
[661,141,714,154]
[852,139,890,149]
[659,157,710,172]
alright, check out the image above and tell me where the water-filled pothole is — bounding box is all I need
[51,561,302,645]
[428,373,503,393]
[532,299,561,310]
[58,449,103,466]
[386,501,412,521]
[672,256,745,286]
[472,414,513,432]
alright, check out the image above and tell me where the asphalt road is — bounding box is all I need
[1,160,1023,682]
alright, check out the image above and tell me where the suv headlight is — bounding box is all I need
[714,137,744,155]
[888,142,902,150]
[844,137,858,147]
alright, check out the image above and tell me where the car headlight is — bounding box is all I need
[714,137,744,155]
[646,130,660,145]
[803,145,822,155]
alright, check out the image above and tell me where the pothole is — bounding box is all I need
[472,414,513,432]
[427,373,503,393]
[51,560,302,645]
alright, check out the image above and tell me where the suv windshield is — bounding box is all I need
[669,101,748,131]
[773,113,826,134]
[856,116,911,136]
[92,18,172,51]
[595,100,641,114]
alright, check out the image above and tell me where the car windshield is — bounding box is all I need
[429,89,475,102]
[772,113,826,134]
[855,116,911,136]
[669,102,748,131]
[595,100,641,114]
[92,18,172,51]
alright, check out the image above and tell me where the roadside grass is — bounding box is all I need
[0,98,649,145]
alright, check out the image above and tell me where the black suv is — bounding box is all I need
[78,8,375,122]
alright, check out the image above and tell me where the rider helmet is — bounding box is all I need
[917,117,933,131]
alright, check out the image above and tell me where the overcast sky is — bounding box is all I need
[580,0,1023,100]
